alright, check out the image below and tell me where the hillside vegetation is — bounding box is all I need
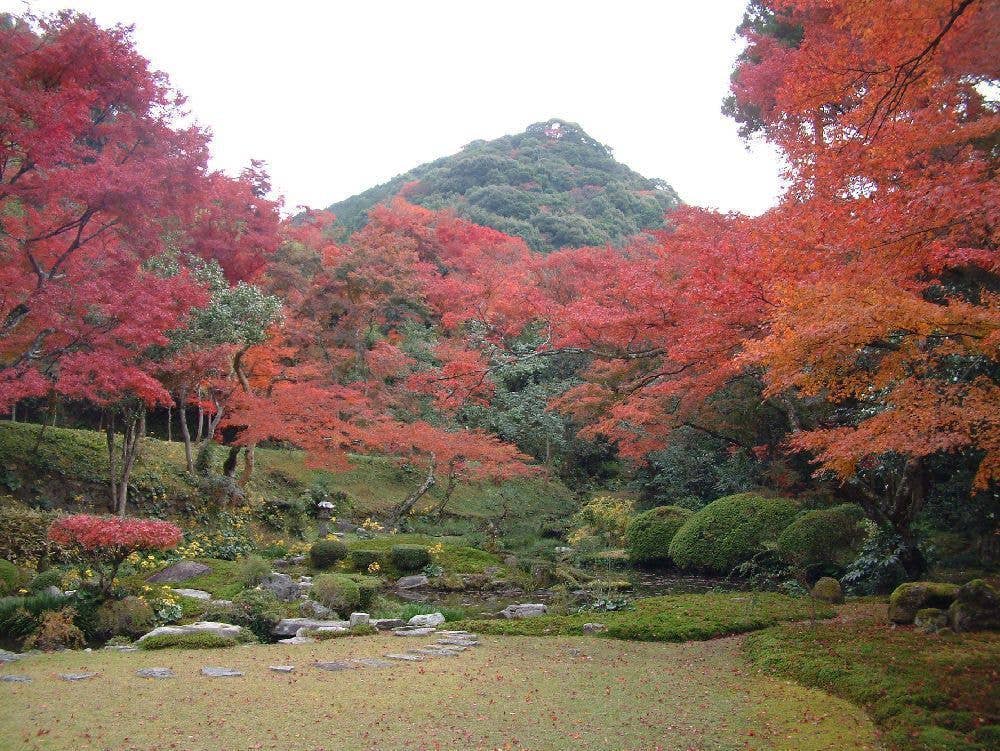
[326,119,681,251]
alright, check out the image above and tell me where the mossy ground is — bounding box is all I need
[745,605,1000,750]
[0,634,878,751]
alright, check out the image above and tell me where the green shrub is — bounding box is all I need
[668,493,799,574]
[389,544,431,572]
[0,558,20,596]
[347,574,381,609]
[237,555,271,586]
[0,590,71,639]
[95,596,155,638]
[625,506,693,566]
[0,506,60,565]
[139,631,237,650]
[230,588,283,641]
[311,573,361,615]
[310,538,348,569]
[777,504,866,567]
[28,568,64,593]
[349,549,385,572]
[24,607,85,651]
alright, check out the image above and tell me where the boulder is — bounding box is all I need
[407,612,445,628]
[810,577,844,604]
[147,560,211,583]
[258,572,300,602]
[888,581,960,624]
[272,618,349,637]
[349,612,371,628]
[137,621,243,642]
[42,585,64,598]
[914,607,948,633]
[500,603,548,619]
[299,600,333,618]
[581,622,606,634]
[948,579,1000,633]
[171,588,212,600]
[396,575,429,590]
[372,618,405,631]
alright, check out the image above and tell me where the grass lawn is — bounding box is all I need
[0,634,878,751]
[745,606,1000,751]
[456,592,836,641]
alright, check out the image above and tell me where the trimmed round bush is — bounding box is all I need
[626,506,693,566]
[311,573,361,615]
[96,596,155,638]
[811,576,844,603]
[139,632,236,650]
[390,545,431,573]
[310,538,348,569]
[348,574,381,609]
[349,549,385,572]
[668,493,799,574]
[0,558,20,596]
[777,504,866,567]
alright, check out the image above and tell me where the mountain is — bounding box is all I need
[325,119,681,252]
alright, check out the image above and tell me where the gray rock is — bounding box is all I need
[914,607,949,633]
[0,650,23,663]
[352,657,393,668]
[393,626,437,636]
[299,600,333,618]
[407,612,445,628]
[314,660,356,671]
[500,603,548,619]
[437,637,479,647]
[385,653,422,661]
[1,675,31,683]
[136,667,174,679]
[103,645,138,652]
[349,612,371,628]
[272,618,349,637]
[137,621,242,642]
[147,560,211,583]
[259,572,300,602]
[269,665,295,673]
[409,647,459,657]
[59,672,97,681]
[200,667,243,678]
[582,622,606,634]
[42,585,64,598]
[171,588,212,600]
[396,575,430,589]
[372,618,405,631]
[277,636,315,645]
[949,579,1000,633]
[311,626,349,636]
[289,555,307,565]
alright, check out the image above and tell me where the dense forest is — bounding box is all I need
[325,119,682,251]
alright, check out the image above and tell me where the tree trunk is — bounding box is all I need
[239,444,255,488]
[223,445,240,477]
[195,386,204,443]
[9,402,16,422]
[116,408,145,517]
[177,387,194,473]
[232,346,255,487]
[433,461,458,518]
[390,456,436,527]
[166,405,172,442]
[105,411,117,511]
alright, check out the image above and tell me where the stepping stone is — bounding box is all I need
[438,630,475,637]
[392,627,436,637]
[136,667,174,679]
[385,653,423,661]
[351,658,393,669]
[201,667,243,678]
[1,675,31,683]
[314,660,356,672]
[437,637,479,647]
[170,588,212,600]
[429,643,467,652]
[409,648,459,658]
[278,636,316,645]
[269,665,295,673]
[0,651,22,664]
[59,672,96,681]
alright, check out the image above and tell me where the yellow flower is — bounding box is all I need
[18,588,28,594]
[367,562,381,574]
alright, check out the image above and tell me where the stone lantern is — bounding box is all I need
[316,500,335,538]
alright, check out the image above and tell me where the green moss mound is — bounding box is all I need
[810,577,844,604]
[389,544,431,573]
[667,493,799,574]
[138,632,237,650]
[625,506,692,566]
[311,573,361,614]
[310,538,348,569]
[888,581,960,624]
[776,503,866,566]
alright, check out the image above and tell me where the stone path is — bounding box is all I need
[0,629,481,684]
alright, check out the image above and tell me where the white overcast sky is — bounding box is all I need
[13,0,784,215]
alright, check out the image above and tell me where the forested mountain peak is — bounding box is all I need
[325,119,682,251]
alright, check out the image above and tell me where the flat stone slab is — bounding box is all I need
[201,667,243,678]
[395,574,430,589]
[136,667,174,679]
[431,643,468,652]
[409,648,460,657]
[385,653,423,661]
[103,645,138,652]
[272,618,349,637]
[437,637,479,647]
[392,627,436,637]
[314,660,356,672]
[269,665,295,673]
[59,672,97,681]
[171,588,212,600]
[0,650,22,663]
[277,636,315,645]
[138,621,242,642]
[438,630,475,637]
[351,658,393,668]
[372,618,405,631]
[147,560,211,583]
[1,675,31,683]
